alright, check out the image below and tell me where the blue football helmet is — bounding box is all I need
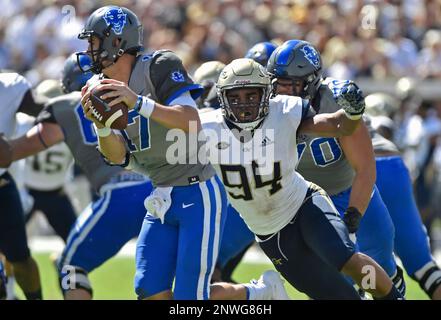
[266,40,323,99]
[61,53,93,93]
[244,42,277,67]
[76,6,143,74]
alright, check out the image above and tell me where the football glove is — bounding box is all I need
[343,207,362,234]
[336,82,365,120]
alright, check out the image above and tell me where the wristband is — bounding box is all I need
[134,95,143,112]
[344,111,362,120]
[137,96,155,118]
[93,124,111,137]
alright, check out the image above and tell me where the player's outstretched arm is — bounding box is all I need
[299,81,365,136]
[97,79,201,133]
[0,122,64,168]
[298,109,361,137]
[339,123,376,233]
[148,103,201,133]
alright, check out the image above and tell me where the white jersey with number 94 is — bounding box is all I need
[200,95,310,236]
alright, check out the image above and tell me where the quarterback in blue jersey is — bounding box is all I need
[77,6,288,300]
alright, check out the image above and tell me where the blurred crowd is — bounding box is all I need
[2,0,441,245]
[1,0,441,83]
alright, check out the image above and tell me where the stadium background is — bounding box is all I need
[2,0,441,299]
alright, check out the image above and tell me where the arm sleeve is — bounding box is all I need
[168,91,198,109]
[17,89,49,117]
[34,103,58,125]
[301,99,313,120]
[150,51,203,105]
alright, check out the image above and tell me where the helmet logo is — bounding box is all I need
[103,7,127,35]
[300,45,320,70]
[171,70,185,83]
[234,80,251,84]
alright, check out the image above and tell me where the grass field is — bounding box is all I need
[12,253,428,300]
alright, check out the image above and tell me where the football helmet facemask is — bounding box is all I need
[217,58,271,131]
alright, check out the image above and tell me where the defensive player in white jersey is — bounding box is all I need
[0,72,44,299]
[14,82,76,243]
[3,109,75,300]
[200,58,403,300]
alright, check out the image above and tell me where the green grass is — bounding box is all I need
[13,253,428,300]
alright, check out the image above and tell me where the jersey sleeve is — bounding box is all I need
[282,96,304,129]
[1,73,32,114]
[150,51,203,105]
[301,99,313,120]
[34,102,58,125]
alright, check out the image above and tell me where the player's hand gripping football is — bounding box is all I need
[81,79,135,129]
[93,79,138,110]
[81,83,106,129]
[337,82,365,120]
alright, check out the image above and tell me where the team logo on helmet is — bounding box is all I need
[171,70,185,83]
[103,7,127,35]
[300,45,320,70]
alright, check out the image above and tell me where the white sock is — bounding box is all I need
[6,276,16,300]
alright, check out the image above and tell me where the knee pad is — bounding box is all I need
[59,265,93,297]
[412,261,441,299]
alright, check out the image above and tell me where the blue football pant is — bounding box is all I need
[217,204,255,269]
[376,156,434,276]
[58,180,152,274]
[134,176,228,300]
[331,185,397,277]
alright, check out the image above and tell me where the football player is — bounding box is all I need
[193,61,225,110]
[365,94,441,300]
[193,61,255,283]
[14,81,76,243]
[267,40,405,295]
[77,6,288,300]
[216,41,280,282]
[245,42,278,67]
[199,58,403,300]
[0,71,43,300]
[0,53,153,300]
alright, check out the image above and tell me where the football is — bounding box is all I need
[89,88,129,130]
